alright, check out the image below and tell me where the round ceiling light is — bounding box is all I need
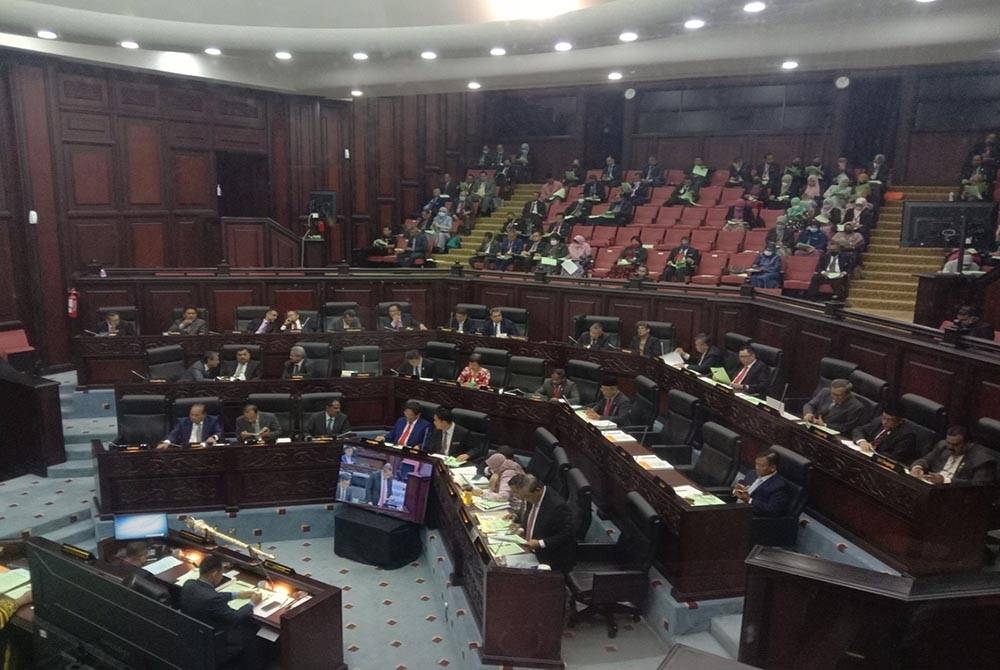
[350,89,364,97]
[353,52,369,61]
[781,60,799,70]
[274,51,292,60]
[204,47,222,56]
[37,30,58,40]
[608,72,623,81]
[619,31,638,43]
[684,18,706,30]
[467,81,482,90]
[421,51,437,60]
[490,47,507,56]
[743,2,766,12]
[835,76,851,89]
[119,40,139,49]
[554,41,573,52]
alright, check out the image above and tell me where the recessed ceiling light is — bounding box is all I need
[915,0,935,3]
[353,52,369,61]
[274,51,292,60]
[684,18,706,30]
[781,60,799,70]
[554,41,573,52]
[467,81,482,90]
[421,51,437,60]
[37,30,58,40]
[743,1,766,12]
[619,31,638,43]
[204,47,221,56]
[351,89,363,97]
[119,40,139,49]
[608,72,623,81]
[490,47,507,56]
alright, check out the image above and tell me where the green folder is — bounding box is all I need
[692,165,708,177]
[540,256,558,266]
[710,367,731,384]
[0,568,30,595]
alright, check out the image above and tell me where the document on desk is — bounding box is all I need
[253,593,292,618]
[4,583,31,600]
[474,499,510,512]
[601,430,635,443]
[218,579,256,611]
[504,553,540,569]
[490,540,528,558]
[0,568,31,595]
[478,516,512,534]
[840,439,866,453]
[633,454,674,470]
[589,419,618,429]
[144,555,183,575]
[659,351,685,367]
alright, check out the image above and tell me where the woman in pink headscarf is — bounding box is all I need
[561,234,593,277]
[802,174,823,204]
[471,452,525,501]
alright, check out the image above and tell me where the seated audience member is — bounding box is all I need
[492,143,506,167]
[533,368,581,403]
[783,157,806,193]
[563,158,584,186]
[832,219,866,253]
[95,310,136,336]
[540,175,566,203]
[603,185,636,225]
[457,352,492,388]
[424,407,477,461]
[157,403,222,449]
[867,153,889,200]
[725,198,760,230]
[577,322,612,350]
[180,554,263,670]
[732,450,790,517]
[630,321,663,358]
[676,333,725,374]
[514,142,531,171]
[494,159,515,201]
[807,242,852,300]
[802,174,823,205]
[633,156,664,190]
[802,378,866,434]
[851,403,920,465]
[303,398,351,438]
[415,207,433,231]
[545,213,573,241]
[371,226,396,256]
[942,253,981,274]
[279,309,319,333]
[397,227,430,267]
[521,194,548,233]
[423,188,447,213]
[480,308,518,337]
[400,349,436,379]
[562,197,592,224]
[245,308,279,334]
[963,154,996,184]
[769,173,797,206]
[439,173,459,200]
[446,306,473,333]
[182,351,220,381]
[601,156,622,186]
[909,426,997,484]
[283,345,322,379]
[167,306,208,335]
[469,171,497,215]
[765,218,796,256]
[959,174,990,202]
[746,243,783,288]
[794,221,829,256]
[582,173,606,201]
[561,234,592,277]
[952,305,995,340]
[476,144,492,167]
[220,346,260,380]
[430,207,454,252]
[235,403,281,442]
[821,175,853,218]
[660,236,700,282]
[852,173,872,202]
[469,232,498,268]
[541,234,568,274]
[493,230,525,271]
[366,462,397,507]
[507,473,577,573]
[805,156,826,184]
[664,177,699,206]
[608,236,647,279]
[328,308,363,332]
[376,400,431,446]
[727,157,751,188]
[687,156,712,187]
[730,346,770,398]
[385,303,427,331]
[755,152,781,197]
[591,375,632,423]
[472,452,525,501]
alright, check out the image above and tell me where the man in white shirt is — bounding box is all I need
[733,450,790,517]
[365,463,395,507]
[910,426,997,484]
[220,347,260,380]
[279,309,318,333]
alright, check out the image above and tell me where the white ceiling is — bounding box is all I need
[1,0,999,98]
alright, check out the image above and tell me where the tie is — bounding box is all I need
[190,422,201,443]
[378,478,388,506]
[828,256,839,273]
[294,363,301,375]
[495,323,500,336]
[416,365,421,378]
[327,417,334,433]
[457,323,463,333]
[526,502,540,541]
[604,397,613,416]
[733,365,750,385]
[235,363,246,379]
[553,384,562,399]
[393,319,401,330]
[256,321,267,334]
[443,428,451,455]
[398,421,414,445]
[873,428,888,447]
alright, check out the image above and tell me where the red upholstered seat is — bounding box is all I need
[633,205,659,225]
[614,225,646,246]
[566,186,583,201]
[590,203,610,217]
[570,224,594,240]
[760,209,783,228]
[714,229,746,253]
[591,246,624,278]
[659,205,685,226]
[624,170,642,183]
[679,208,707,226]
[690,229,717,252]
[546,201,568,222]
[645,250,670,276]
[720,251,761,285]
[709,171,729,187]
[745,229,769,252]
[585,169,604,181]
[782,254,818,292]
[704,207,729,228]
[665,169,686,185]
[590,226,617,246]
[651,186,673,203]
[698,186,723,206]
[663,228,694,249]
[690,253,729,285]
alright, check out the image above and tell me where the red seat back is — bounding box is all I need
[690,229,717,251]
[585,169,603,181]
[715,229,746,253]
[615,225,646,245]
[710,171,729,186]
[645,250,670,275]
[590,203,610,217]
[651,186,673,203]
[663,228,694,249]
[744,229,769,252]
[784,254,818,281]
[591,227,617,245]
[696,252,729,276]
[760,209,783,228]
[698,186,723,206]
[633,205,659,225]
[680,208,707,225]
[665,169,686,185]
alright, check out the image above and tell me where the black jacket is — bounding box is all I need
[282,358,324,379]
[803,389,867,434]
[244,317,277,334]
[851,417,921,465]
[533,379,581,404]
[521,487,576,573]
[219,359,261,380]
[728,360,772,398]
[578,332,613,350]
[629,335,663,358]
[399,358,437,379]
[303,410,351,438]
[590,392,632,423]
[424,423,478,460]
[179,578,258,663]
[912,442,997,484]
[687,346,726,375]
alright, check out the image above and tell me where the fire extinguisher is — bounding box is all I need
[67,288,78,319]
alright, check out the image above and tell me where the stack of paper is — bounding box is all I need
[174,568,200,586]
[633,454,674,470]
[659,351,685,367]
[475,499,510,512]
[0,568,31,597]
[477,516,511,534]
[144,555,183,575]
[589,419,618,429]
[601,430,635,443]
[673,485,725,506]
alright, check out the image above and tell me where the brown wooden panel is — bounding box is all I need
[900,356,957,408]
[702,136,746,170]
[802,135,830,164]
[271,233,298,268]
[0,222,17,322]
[478,286,517,310]
[66,145,115,207]
[658,304,701,350]
[377,202,394,233]
[755,317,791,350]
[144,288,197,333]
[384,286,432,324]
[844,339,893,381]
[424,95,441,167]
[123,119,163,205]
[113,80,160,115]
[61,112,112,144]
[656,137,704,169]
[72,220,119,268]
[78,288,134,319]
[351,101,369,215]
[215,93,266,128]
[400,185,420,219]
[173,152,214,207]
[715,307,743,341]
[268,98,290,228]
[793,329,835,396]
[173,218,203,267]
[330,287,377,320]
[57,73,109,111]
[445,93,461,152]
[607,299,652,342]
[166,121,211,149]
[321,105,344,193]
[162,86,209,120]
[521,292,559,343]
[215,125,267,152]
[377,98,396,195]
[401,96,419,180]
[128,220,166,267]
[745,135,806,167]
[224,223,265,267]
[562,295,602,334]
[973,380,1000,425]
[905,132,975,186]
[270,288,317,313]
[209,288,257,332]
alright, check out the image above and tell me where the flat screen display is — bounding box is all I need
[114,513,169,540]
[337,443,434,525]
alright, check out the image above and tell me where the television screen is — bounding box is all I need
[114,513,169,540]
[337,443,434,525]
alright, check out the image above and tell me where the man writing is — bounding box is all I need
[802,378,866,434]
[424,407,475,461]
[235,404,281,443]
[533,368,581,403]
[909,426,997,484]
[508,474,576,573]
[399,349,436,379]
[157,403,222,449]
[590,375,632,423]
[851,403,920,465]
[675,334,726,374]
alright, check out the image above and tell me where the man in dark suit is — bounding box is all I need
[399,349,436,379]
[181,351,220,381]
[533,368,581,403]
[509,474,576,573]
[95,311,136,336]
[910,426,997,484]
[591,375,632,424]
[852,404,920,465]
[492,231,525,271]
[479,308,518,337]
[577,322,613,350]
[582,174,606,202]
[676,334,725,375]
[729,346,771,398]
[220,347,261,380]
[521,195,547,234]
[601,156,622,187]
[726,157,752,189]
[562,198,592,225]
[803,378,866,434]
[179,555,263,670]
[244,308,279,334]
[733,449,790,517]
[157,404,222,448]
[446,307,474,333]
[235,403,282,442]
[807,243,854,300]
[383,303,427,331]
[282,345,323,379]
[424,407,477,461]
[278,309,319,333]
[166,306,208,335]
[376,400,432,447]
[397,228,429,267]
[438,173,459,200]
[303,398,351,438]
[755,153,781,196]
[954,305,995,340]
[327,309,363,332]
[366,462,396,507]
[638,156,665,187]
[659,237,701,282]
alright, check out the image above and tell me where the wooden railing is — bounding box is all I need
[219,217,303,267]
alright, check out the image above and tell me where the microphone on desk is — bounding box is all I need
[361,353,367,374]
[130,370,150,382]
[606,341,620,351]
[660,341,667,357]
[83,329,99,336]
[335,431,356,440]
[567,335,579,345]
[207,330,221,335]
[388,368,400,376]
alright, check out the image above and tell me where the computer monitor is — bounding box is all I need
[114,513,169,540]
[337,443,434,525]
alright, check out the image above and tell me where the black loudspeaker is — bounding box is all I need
[307,191,337,219]
[901,201,996,250]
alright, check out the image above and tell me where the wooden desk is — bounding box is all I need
[0,365,65,478]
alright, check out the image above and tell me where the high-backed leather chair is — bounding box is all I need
[816,357,859,394]
[723,332,752,370]
[621,375,659,433]
[649,390,702,465]
[566,468,593,541]
[234,306,270,332]
[899,393,948,456]
[246,393,296,436]
[340,345,382,375]
[423,341,458,380]
[145,345,186,382]
[574,315,622,348]
[551,446,572,496]
[321,302,361,331]
[296,309,320,331]
[497,307,529,338]
[976,417,1000,454]
[506,356,546,392]
[849,370,888,425]
[526,427,559,483]
[751,445,812,547]
[644,321,676,354]
[299,392,345,426]
[454,303,489,333]
[376,301,414,329]
[452,408,490,462]
[220,344,262,364]
[471,347,510,388]
[171,396,223,423]
[749,342,783,397]
[566,359,603,405]
[407,398,440,424]
[295,341,332,377]
[98,306,139,334]
[675,422,740,492]
[169,307,210,328]
[116,395,169,445]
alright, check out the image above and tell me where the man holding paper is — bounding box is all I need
[590,375,632,423]
[508,474,576,573]
[235,404,282,442]
[676,334,725,375]
[534,368,581,403]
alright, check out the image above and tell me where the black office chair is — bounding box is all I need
[340,345,382,375]
[124,570,174,607]
[321,302,361,331]
[815,357,859,395]
[295,341,332,377]
[454,303,489,333]
[169,307,210,328]
[376,301,414,329]
[723,332,752,370]
[172,396,223,423]
[849,370,887,425]
[424,341,458,380]
[116,395,169,445]
[899,393,948,456]
[574,315,622,348]
[407,399,440,424]
[567,491,663,638]
[648,390,702,465]
[98,306,139,334]
[471,347,510,387]
[750,445,812,548]
[675,422,740,493]
[551,446,572,496]
[219,344,262,372]
[566,359,603,405]
[976,417,1000,453]
[234,306,270,332]
[145,345,186,382]
[497,307,529,338]
[620,375,659,434]
[750,342,783,397]
[452,409,490,462]
[565,468,593,541]
[295,309,320,332]
[299,392,345,428]
[644,321,676,355]
[246,393,296,436]
[506,356,546,392]
[526,427,559,483]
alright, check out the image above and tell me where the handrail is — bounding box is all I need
[219,217,304,267]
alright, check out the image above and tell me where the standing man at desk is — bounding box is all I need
[424,407,474,461]
[675,334,726,374]
[729,346,770,398]
[157,404,222,449]
[303,399,351,438]
[376,400,432,447]
[577,322,612,350]
[235,404,281,442]
[479,308,517,337]
[399,349,436,379]
[95,311,136,336]
[366,462,396,507]
[508,474,576,573]
[909,426,997,484]
[852,404,920,465]
[220,347,260,380]
[591,375,632,423]
[733,450,790,517]
[166,306,208,335]
[179,554,263,670]
[533,368,581,403]
[802,379,866,434]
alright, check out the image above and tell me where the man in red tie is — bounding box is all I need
[590,374,632,423]
[375,400,432,446]
[366,462,395,507]
[730,346,771,398]
[851,402,920,465]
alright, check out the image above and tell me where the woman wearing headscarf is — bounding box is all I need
[768,173,797,207]
[561,234,593,277]
[541,233,568,274]
[747,243,783,288]
[471,452,525,501]
[431,207,454,251]
[608,236,647,278]
[821,175,852,218]
[802,174,823,205]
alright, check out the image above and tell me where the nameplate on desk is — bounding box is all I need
[288,375,305,381]
[263,559,296,576]
[872,453,906,474]
[438,380,459,387]
[459,508,473,527]
[180,529,212,545]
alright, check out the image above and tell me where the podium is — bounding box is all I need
[302,237,328,268]
[334,505,422,569]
